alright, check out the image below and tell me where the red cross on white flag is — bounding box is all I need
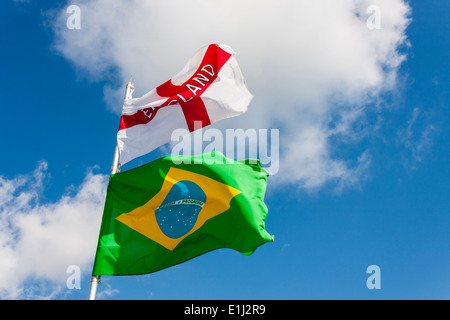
[117,44,253,165]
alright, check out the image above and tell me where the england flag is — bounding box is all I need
[117,44,253,165]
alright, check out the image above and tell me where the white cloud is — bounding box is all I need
[0,162,108,299]
[49,0,411,190]
[398,107,439,167]
[95,280,120,300]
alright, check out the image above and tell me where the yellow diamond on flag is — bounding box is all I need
[116,167,241,251]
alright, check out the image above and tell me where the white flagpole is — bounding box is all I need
[88,78,135,300]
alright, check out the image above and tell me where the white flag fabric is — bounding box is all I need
[117,44,253,165]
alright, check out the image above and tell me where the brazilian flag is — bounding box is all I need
[92,152,274,276]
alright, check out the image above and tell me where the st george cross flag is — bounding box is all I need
[117,44,253,165]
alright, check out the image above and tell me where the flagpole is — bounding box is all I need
[88,78,134,300]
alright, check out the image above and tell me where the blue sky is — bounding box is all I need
[0,0,449,299]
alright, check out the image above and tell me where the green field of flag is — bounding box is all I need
[92,151,274,276]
